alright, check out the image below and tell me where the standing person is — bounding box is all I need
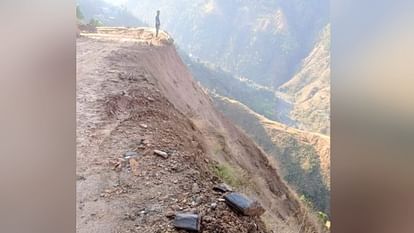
[155,10,161,37]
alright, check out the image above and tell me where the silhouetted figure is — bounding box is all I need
[155,10,160,37]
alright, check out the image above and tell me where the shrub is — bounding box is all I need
[211,164,246,188]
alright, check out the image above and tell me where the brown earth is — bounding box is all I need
[77,27,324,233]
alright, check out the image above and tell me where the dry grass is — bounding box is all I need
[211,163,249,188]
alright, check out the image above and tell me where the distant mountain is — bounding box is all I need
[124,0,329,88]
[278,25,330,134]
[77,0,144,27]
[180,52,281,122]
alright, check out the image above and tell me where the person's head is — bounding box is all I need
[157,10,160,16]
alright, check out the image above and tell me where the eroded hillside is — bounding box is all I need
[77,27,324,233]
[213,95,330,214]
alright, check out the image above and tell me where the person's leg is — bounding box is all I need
[156,27,159,37]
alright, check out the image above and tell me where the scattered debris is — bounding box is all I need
[154,150,169,159]
[173,213,201,232]
[213,183,233,193]
[76,175,86,181]
[224,192,265,216]
[100,187,127,198]
[111,158,127,172]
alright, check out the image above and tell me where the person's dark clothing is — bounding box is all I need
[155,14,160,37]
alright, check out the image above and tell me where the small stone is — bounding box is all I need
[203,216,213,223]
[129,159,140,176]
[192,183,200,193]
[124,151,138,158]
[218,198,225,202]
[211,202,217,210]
[213,183,233,193]
[165,211,175,219]
[154,150,168,159]
[139,123,148,129]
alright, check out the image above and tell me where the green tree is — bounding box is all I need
[76,5,84,20]
[88,18,103,27]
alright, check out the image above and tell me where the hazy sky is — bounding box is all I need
[103,0,127,7]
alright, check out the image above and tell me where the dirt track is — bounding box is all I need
[76,31,269,233]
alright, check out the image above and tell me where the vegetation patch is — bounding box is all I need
[211,164,246,188]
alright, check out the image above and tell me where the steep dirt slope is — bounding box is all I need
[76,36,268,233]
[77,27,323,233]
[213,95,330,214]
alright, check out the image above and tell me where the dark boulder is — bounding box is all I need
[173,213,201,232]
[224,192,265,216]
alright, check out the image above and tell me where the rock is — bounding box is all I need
[224,192,265,216]
[124,151,138,157]
[192,183,200,193]
[129,158,140,176]
[211,202,217,210]
[218,198,225,202]
[203,216,213,223]
[154,150,168,159]
[213,183,233,193]
[173,213,201,232]
[124,151,139,160]
[139,123,148,129]
[165,211,175,219]
[194,195,202,204]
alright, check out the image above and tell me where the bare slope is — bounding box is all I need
[77,27,324,232]
[278,25,330,135]
[213,94,330,214]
